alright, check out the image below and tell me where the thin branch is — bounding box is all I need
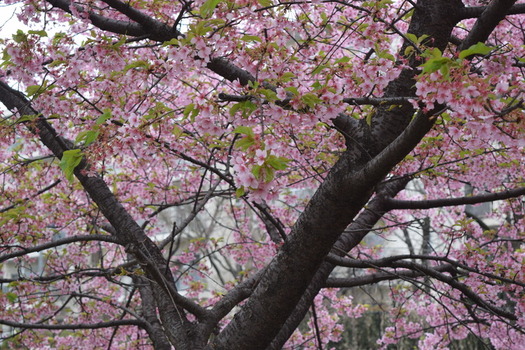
[0,80,207,342]
[326,256,516,320]
[385,186,525,210]
[70,291,144,320]
[0,318,145,330]
[0,179,61,213]
[342,96,414,106]
[324,264,453,288]
[0,234,120,263]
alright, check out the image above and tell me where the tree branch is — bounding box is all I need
[458,0,518,51]
[385,186,525,210]
[326,256,517,320]
[0,318,145,330]
[46,0,153,38]
[342,96,414,106]
[324,263,454,288]
[266,177,409,349]
[99,0,182,39]
[459,3,525,20]
[0,80,206,347]
[0,179,62,213]
[0,235,120,263]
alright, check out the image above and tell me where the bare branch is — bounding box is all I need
[342,96,414,106]
[0,234,120,263]
[325,263,453,287]
[385,186,525,210]
[0,318,145,330]
[326,256,517,320]
[0,179,62,213]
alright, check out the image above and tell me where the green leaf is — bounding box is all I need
[124,60,149,72]
[365,110,373,126]
[251,164,261,178]
[284,86,299,96]
[405,33,418,44]
[264,166,275,182]
[162,38,180,46]
[75,130,99,146]
[421,57,451,74]
[95,109,112,125]
[229,100,257,118]
[300,93,322,108]
[12,30,27,43]
[235,186,246,197]
[258,0,272,7]
[6,292,17,303]
[459,42,493,60]
[172,125,184,138]
[200,0,221,18]
[235,137,255,150]
[311,64,328,76]
[311,81,323,90]
[26,85,43,97]
[266,155,290,170]
[183,103,196,119]
[424,47,443,59]
[280,72,295,82]
[59,149,83,182]
[15,114,38,124]
[233,125,254,137]
[28,30,47,37]
[259,88,277,102]
[241,35,263,43]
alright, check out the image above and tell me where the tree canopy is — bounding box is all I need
[0,0,524,349]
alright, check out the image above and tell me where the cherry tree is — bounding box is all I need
[0,0,524,348]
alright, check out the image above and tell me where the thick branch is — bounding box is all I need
[459,3,525,20]
[0,80,206,349]
[208,270,264,326]
[458,0,518,51]
[46,0,152,37]
[267,177,409,349]
[135,276,173,350]
[99,0,182,39]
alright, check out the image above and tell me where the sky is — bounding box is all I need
[0,3,23,38]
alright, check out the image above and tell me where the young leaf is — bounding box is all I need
[59,149,83,182]
[266,155,290,170]
[235,186,246,197]
[95,109,112,125]
[200,0,221,18]
[459,42,493,59]
[241,35,263,43]
[233,125,254,137]
[75,130,99,146]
